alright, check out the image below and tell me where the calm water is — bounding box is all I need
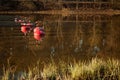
[0,14,120,70]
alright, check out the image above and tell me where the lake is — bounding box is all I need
[0,14,120,71]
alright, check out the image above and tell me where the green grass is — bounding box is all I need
[1,58,120,80]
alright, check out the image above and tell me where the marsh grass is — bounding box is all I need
[1,58,120,80]
[1,58,16,80]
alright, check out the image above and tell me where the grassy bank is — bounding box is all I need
[1,58,120,80]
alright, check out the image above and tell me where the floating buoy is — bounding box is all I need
[21,25,31,35]
[21,26,27,34]
[33,27,45,40]
[33,27,40,33]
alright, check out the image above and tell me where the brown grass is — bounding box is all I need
[1,58,120,80]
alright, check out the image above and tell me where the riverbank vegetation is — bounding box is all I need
[0,0,120,11]
[1,58,120,80]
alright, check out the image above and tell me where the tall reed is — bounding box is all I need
[1,58,120,80]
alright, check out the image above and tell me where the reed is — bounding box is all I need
[1,58,120,80]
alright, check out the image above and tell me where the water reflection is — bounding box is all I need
[51,46,55,56]
[0,14,120,70]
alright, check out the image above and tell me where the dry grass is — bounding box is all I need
[1,58,120,80]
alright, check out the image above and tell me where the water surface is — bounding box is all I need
[0,14,120,70]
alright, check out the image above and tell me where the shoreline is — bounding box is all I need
[0,10,120,15]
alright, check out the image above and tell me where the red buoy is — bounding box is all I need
[33,27,40,33]
[21,26,27,33]
[21,25,31,35]
[33,27,45,40]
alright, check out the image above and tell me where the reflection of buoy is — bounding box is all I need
[34,34,41,41]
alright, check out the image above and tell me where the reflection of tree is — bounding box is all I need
[72,15,83,52]
[0,27,34,69]
[90,17,96,48]
[88,17,97,53]
[0,27,11,66]
[89,16,101,54]
[113,16,120,57]
[106,17,115,54]
[56,16,64,51]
